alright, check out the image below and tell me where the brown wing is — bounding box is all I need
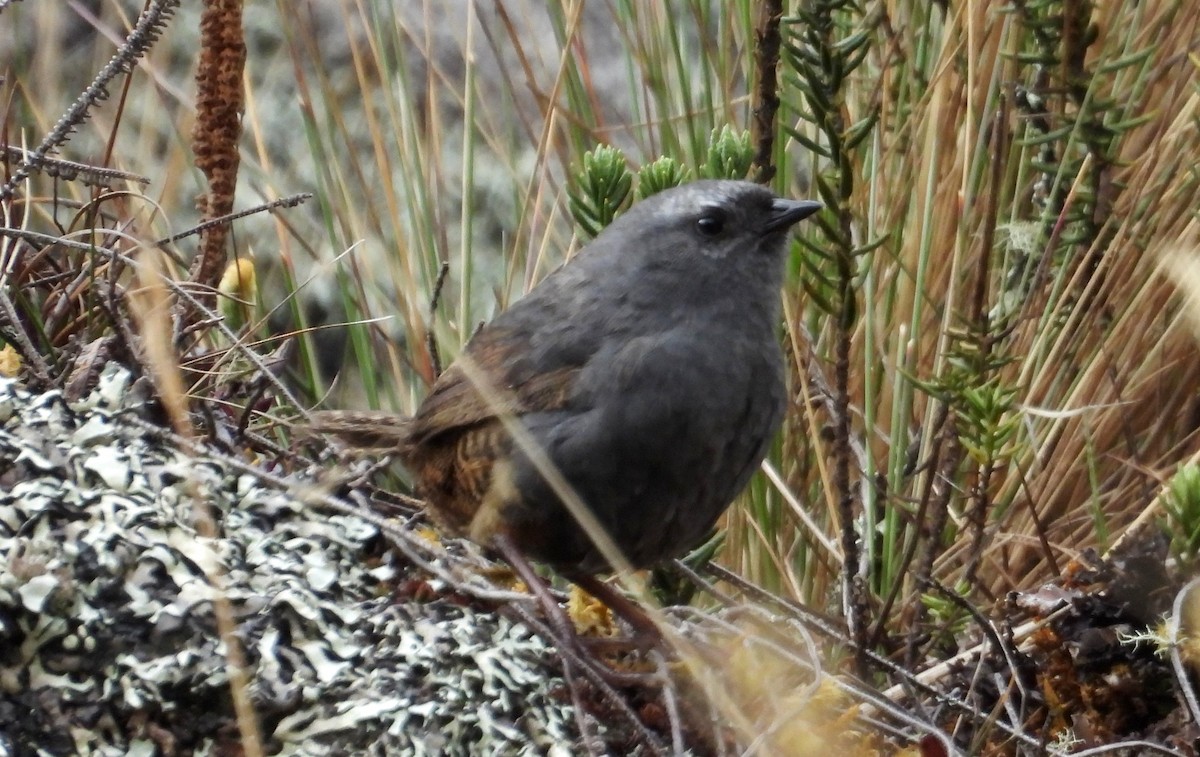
[405,327,579,445]
[400,324,582,540]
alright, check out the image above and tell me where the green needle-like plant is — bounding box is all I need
[636,156,691,199]
[700,125,754,180]
[1163,464,1200,568]
[567,144,634,240]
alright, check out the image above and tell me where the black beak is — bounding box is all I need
[763,198,823,234]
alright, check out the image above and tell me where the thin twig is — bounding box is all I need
[871,402,949,651]
[701,563,1051,751]
[427,260,451,379]
[154,193,312,246]
[0,0,181,202]
[1170,575,1200,725]
[2,145,150,187]
[924,577,1031,725]
[906,415,961,670]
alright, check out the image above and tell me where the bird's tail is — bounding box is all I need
[303,410,415,450]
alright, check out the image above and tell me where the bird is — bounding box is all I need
[310,179,821,577]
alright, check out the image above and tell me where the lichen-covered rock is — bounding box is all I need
[0,367,585,755]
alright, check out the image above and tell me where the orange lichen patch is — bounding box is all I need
[480,567,526,594]
[567,584,619,638]
[413,526,442,546]
[1016,541,1179,745]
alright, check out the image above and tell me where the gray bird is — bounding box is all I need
[312,180,821,575]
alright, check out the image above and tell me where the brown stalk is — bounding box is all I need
[188,0,246,316]
[750,0,784,184]
[962,96,1011,590]
[905,416,960,670]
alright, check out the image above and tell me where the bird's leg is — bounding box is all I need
[492,535,662,687]
[491,534,577,641]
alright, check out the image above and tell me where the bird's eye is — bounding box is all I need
[696,208,727,236]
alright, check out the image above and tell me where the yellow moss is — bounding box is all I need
[567,584,618,638]
[0,344,20,377]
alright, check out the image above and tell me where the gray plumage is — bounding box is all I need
[315,180,821,574]
[489,181,816,571]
